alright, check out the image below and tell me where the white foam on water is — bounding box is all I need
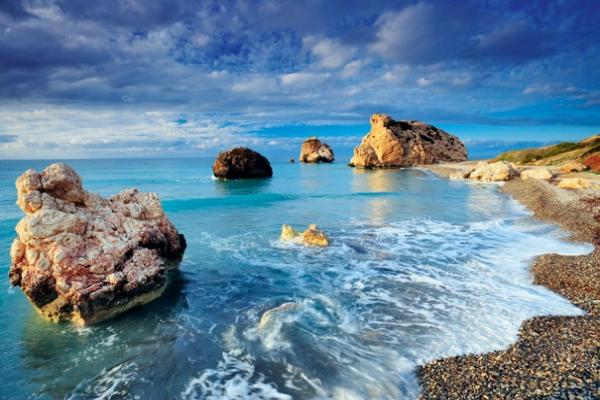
[181,352,292,400]
[200,198,592,399]
[67,362,144,400]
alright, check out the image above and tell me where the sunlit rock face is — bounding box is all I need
[9,163,186,325]
[349,114,467,168]
[280,224,330,247]
[299,137,334,163]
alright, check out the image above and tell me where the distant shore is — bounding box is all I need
[418,164,600,399]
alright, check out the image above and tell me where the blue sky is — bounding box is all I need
[0,0,599,159]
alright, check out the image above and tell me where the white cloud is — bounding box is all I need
[304,36,356,69]
[231,76,278,93]
[341,59,370,78]
[280,71,330,87]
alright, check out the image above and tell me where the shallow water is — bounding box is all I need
[0,158,591,399]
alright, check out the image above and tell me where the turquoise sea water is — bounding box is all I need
[0,158,591,399]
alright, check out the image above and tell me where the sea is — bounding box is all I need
[0,157,592,399]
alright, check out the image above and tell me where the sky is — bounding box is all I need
[0,0,599,159]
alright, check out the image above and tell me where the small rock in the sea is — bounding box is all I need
[520,168,553,181]
[280,224,329,247]
[212,147,273,179]
[557,177,593,190]
[299,137,334,163]
[348,113,467,168]
[289,158,295,163]
[258,302,299,329]
[469,161,519,182]
[560,162,588,173]
[9,163,186,325]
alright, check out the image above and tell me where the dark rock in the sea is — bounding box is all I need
[212,147,273,179]
[9,163,186,325]
[349,114,467,168]
[299,137,334,163]
[289,158,295,163]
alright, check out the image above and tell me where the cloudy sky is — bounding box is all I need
[0,0,599,159]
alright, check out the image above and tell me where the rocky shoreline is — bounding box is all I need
[419,164,600,399]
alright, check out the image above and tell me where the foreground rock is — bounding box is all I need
[349,114,467,168]
[468,161,519,182]
[299,137,334,163]
[212,147,273,179]
[9,163,186,325]
[281,224,329,247]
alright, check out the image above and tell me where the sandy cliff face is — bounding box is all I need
[349,114,467,168]
[9,163,186,325]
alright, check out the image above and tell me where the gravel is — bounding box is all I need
[418,170,600,399]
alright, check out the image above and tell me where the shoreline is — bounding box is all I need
[418,164,600,399]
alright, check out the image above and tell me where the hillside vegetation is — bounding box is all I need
[494,135,600,165]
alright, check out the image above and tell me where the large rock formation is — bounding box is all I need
[212,147,273,179]
[349,114,467,168]
[9,163,186,325]
[299,137,334,163]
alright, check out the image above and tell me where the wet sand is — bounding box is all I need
[418,168,600,399]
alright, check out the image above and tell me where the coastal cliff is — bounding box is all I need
[9,163,186,325]
[349,113,467,168]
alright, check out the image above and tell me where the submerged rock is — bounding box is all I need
[349,114,467,168]
[258,302,299,329]
[9,163,186,325]
[299,137,334,163]
[469,161,519,182]
[280,224,329,247]
[212,147,273,179]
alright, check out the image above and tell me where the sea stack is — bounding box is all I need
[349,113,467,168]
[9,163,186,325]
[299,137,334,163]
[212,147,273,179]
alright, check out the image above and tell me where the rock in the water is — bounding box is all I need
[212,147,273,179]
[258,302,299,329]
[299,137,334,163]
[560,162,588,173]
[521,167,553,181]
[558,177,593,190]
[280,224,329,247]
[9,163,186,325]
[349,114,467,168]
[469,161,519,182]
